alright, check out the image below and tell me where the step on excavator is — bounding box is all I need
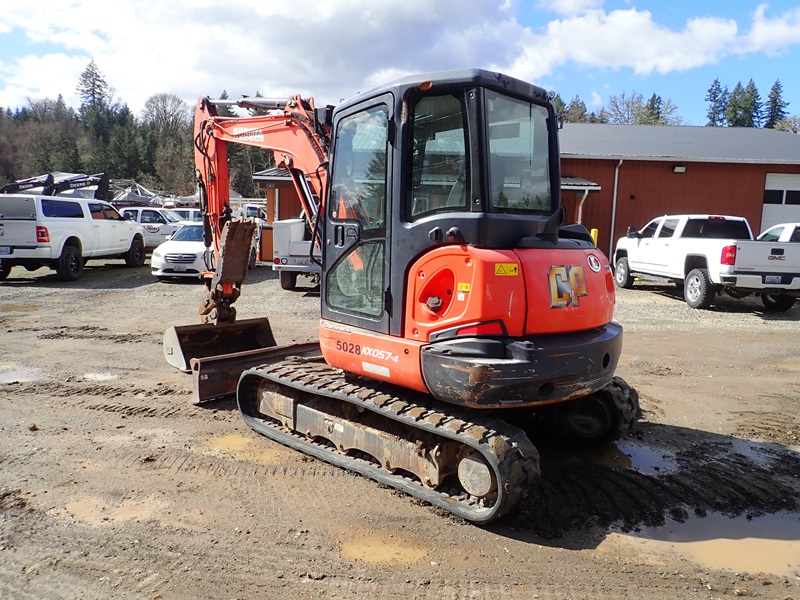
[163,69,640,524]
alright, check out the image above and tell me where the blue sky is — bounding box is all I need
[1,1,799,126]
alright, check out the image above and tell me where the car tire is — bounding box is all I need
[614,257,634,289]
[248,247,257,270]
[280,271,297,291]
[0,259,11,281]
[125,237,146,267]
[684,268,715,309]
[760,293,796,312]
[56,245,83,281]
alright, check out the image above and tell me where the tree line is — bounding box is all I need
[555,77,797,131]
[0,61,273,196]
[1,63,797,194]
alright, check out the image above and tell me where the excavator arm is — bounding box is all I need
[163,95,333,372]
[191,95,332,324]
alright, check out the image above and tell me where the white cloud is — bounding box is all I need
[738,3,800,55]
[0,1,799,118]
[509,8,738,84]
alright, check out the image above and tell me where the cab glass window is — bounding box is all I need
[406,93,469,219]
[759,226,783,242]
[639,220,660,238]
[41,200,83,218]
[89,203,106,220]
[486,91,552,214]
[329,106,388,232]
[657,218,679,237]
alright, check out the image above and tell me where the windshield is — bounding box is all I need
[162,209,184,223]
[486,91,553,214]
[171,225,204,242]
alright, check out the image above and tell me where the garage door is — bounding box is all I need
[761,173,800,233]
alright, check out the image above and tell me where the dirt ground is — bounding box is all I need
[1,260,799,600]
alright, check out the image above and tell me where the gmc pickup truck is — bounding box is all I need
[614,214,800,311]
[0,194,146,281]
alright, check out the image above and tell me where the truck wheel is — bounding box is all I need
[614,257,634,289]
[125,237,146,267]
[248,247,257,270]
[56,245,83,281]
[0,259,11,281]
[684,268,714,309]
[761,293,796,312]
[280,271,297,290]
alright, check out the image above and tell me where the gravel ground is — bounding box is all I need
[1,261,799,599]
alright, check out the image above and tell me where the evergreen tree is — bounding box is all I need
[743,79,762,127]
[764,80,789,129]
[724,82,748,127]
[705,78,728,126]
[552,93,567,122]
[565,96,588,123]
[76,60,109,110]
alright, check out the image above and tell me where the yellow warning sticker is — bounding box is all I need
[494,263,519,276]
[457,283,471,293]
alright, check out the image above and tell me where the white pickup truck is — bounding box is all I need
[0,194,146,281]
[614,214,800,311]
[271,218,321,290]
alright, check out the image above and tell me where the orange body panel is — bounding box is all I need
[319,320,428,394]
[404,246,528,341]
[404,245,616,342]
[515,247,616,335]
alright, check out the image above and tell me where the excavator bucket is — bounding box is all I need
[163,317,277,372]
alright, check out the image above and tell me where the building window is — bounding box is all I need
[763,189,784,205]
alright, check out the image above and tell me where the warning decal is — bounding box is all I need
[494,263,519,276]
[457,283,471,293]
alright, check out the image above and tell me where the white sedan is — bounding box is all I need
[150,224,211,280]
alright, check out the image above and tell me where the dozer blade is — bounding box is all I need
[190,341,321,404]
[163,317,277,372]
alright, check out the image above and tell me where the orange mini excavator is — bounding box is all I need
[163,69,639,523]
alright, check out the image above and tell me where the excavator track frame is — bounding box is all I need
[237,350,541,524]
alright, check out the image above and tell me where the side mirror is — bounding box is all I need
[157,217,167,224]
[626,226,639,238]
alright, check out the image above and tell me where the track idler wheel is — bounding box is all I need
[457,451,498,499]
[553,376,640,446]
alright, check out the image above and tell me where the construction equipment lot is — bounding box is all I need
[1,262,799,599]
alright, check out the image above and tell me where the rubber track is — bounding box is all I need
[237,356,541,524]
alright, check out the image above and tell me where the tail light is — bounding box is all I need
[721,245,737,265]
[36,226,50,242]
[455,321,505,337]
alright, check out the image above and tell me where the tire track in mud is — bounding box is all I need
[511,425,800,538]
[12,325,157,344]
[734,408,800,447]
[8,380,191,403]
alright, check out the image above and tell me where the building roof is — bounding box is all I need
[253,167,599,192]
[559,124,800,165]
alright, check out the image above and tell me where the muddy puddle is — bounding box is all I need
[200,433,295,465]
[583,441,678,475]
[60,495,166,526]
[0,364,42,384]
[338,528,429,565]
[1,303,41,312]
[609,511,800,577]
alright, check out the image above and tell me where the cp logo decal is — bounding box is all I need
[548,265,588,308]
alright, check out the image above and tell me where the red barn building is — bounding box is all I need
[559,124,800,258]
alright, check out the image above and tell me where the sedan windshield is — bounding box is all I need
[172,225,204,242]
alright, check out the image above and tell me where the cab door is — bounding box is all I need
[321,98,392,334]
